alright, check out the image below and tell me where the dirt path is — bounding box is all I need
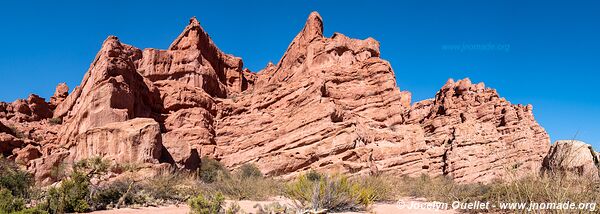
[91,197,457,214]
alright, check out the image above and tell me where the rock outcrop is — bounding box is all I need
[0,12,551,184]
[542,140,599,179]
[49,83,69,109]
[403,79,551,182]
[70,118,163,164]
[56,36,162,146]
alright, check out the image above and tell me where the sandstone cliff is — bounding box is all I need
[0,12,551,184]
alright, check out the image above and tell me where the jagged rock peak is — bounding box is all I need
[303,11,324,40]
[169,16,215,51]
[189,16,200,26]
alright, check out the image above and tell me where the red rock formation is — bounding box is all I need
[404,79,550,182]
[70,118,163,164]
[0,12,551,184]
[49,83,69,109]
[56,36,162,146]
[137,17,247,98]
[214,12,414,179]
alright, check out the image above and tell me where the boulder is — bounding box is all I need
[70,118,163,164]
[0,133,23,156]
[27,94,53,120]
[50,83,69,108]
[542,140,599,179]
[12,144,42,165]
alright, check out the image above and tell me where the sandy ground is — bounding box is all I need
[91,197,457,214]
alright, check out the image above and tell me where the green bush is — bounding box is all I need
[74,157,110,178]
[188,192,225,214]
[41,171,91,213]
[286,173,376,212]
[12,207,49,214]
[237,164,262,179]
[0,158,33,198]
[306,170,322,182]
[0,188,25,213]
[199,157,229,183]
[91,179,146,210]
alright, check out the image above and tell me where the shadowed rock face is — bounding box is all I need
[0,12,551,184]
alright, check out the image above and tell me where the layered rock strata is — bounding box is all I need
[0,12,551,184]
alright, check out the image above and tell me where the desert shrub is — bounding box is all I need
[238,163,263,179]
[254,202,296,214]
[91,179,147,210]
[41,171,91,213]
[188,192,225,214]
[12,207,49,214]
[386,173,600,213]
[199,157,229,183]
[212,174,283,201]
[48,118,62,125]
[352,175,396,202]
[145,170,200,203]
[224,202,242,214]
[109,162,141,173]
[481,173,600,211]
[0,157,33,198]
[0,188,25,213]
[7,125,25,139]
[306,170,322,182]
[286,173,376,212]
[74,157,110,178]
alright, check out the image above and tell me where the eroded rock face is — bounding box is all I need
[56,36,162,146]
[71,118,163,164]
[214,12,413,178]
[0,12,551,184]
[404,79,551,183]
[542,140,599,179]
[137,17,247,98]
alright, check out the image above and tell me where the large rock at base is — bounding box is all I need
[70,118,163,164]
[542,140,599,179]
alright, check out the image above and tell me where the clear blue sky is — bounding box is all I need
[1,0,598,148]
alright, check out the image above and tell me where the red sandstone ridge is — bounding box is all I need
[0,12,550,184]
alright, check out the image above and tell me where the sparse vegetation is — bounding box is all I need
[238,163,263,179]
[0,157,33,198]
[2,154,600,213]
[48,118,62,125]
[188,192,225,214]
[0,188,26,213]
[199,157,229,183]
[7,125,25,139]
[285,172,378,212]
